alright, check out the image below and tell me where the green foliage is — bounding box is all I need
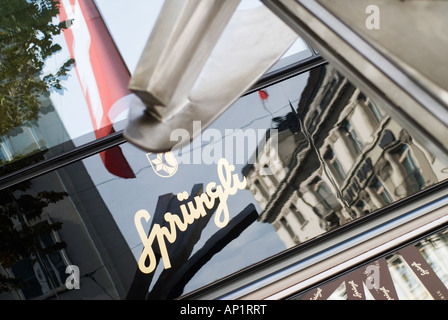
[0,0,74,136]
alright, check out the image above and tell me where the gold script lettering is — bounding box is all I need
[411,262,430,276]
[309,288,322,300]
[135,158,247,274]
[348,280,363,298]
[379,286,394,300]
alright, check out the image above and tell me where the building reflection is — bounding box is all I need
[244,64,448,247]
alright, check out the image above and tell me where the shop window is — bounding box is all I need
[1,29,448,300]
[0,0,128,178]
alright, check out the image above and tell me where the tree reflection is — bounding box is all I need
[0,0,74,136]
[0,0,72,296]
[0,179,68,295]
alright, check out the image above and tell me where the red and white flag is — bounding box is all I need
[58,0,135,178]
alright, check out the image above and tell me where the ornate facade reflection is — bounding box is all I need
[244,65,447,247]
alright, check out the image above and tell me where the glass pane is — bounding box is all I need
[0,0,314,179]
[0,0,132,177]
[1,63,447,299]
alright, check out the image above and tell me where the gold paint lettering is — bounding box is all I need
[348,280,363,298]
[154,222,174,269]
[187,196,209,219]
[179,203,195,225]
[135,210,158,274]
[134,158,247,274]
[165,212,188,232]
[379,286,394,300]
[411,261,430,276]
[198,191,216,210]
[213,158,247,228]
[310,288,322,300]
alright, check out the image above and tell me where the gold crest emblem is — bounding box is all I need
[146,151,178,178]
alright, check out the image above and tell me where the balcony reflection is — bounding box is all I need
[244,64,448,247]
